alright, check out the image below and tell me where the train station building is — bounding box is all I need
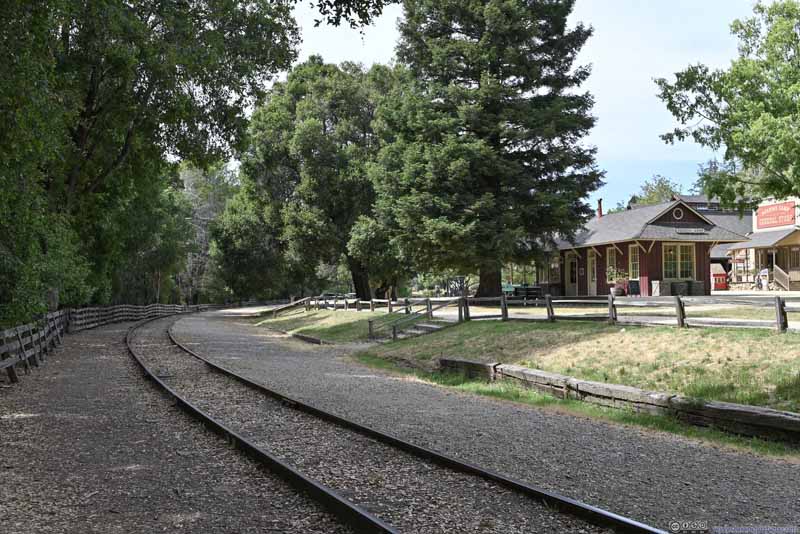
[538,198,749,297]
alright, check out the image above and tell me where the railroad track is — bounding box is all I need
[126,313,667,534]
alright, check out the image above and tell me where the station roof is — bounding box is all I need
[557,200,750,250]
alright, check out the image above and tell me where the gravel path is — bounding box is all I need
[132,315,611,534]
[172,311,800,531]
[0,319,352,534]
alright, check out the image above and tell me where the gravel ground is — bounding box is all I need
[171,311,800,531]
[0,319,352,534]
[132,315,611,534]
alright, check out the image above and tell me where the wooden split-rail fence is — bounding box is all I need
[0,303,209,385]
[296,293,800,336]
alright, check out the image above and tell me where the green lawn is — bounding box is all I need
[358,319,800,413]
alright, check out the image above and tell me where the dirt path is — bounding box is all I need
[0,320,351,534]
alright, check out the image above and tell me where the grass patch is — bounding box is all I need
[255,309,390,343]
[354,352,800,458]
[364,319,800,413]
[255,308,446,343]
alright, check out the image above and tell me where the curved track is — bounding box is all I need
[127,313,667,534]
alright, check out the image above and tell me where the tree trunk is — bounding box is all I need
[346,256,371,301]
[475,266,502,297]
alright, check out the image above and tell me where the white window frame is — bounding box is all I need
[662,242,696,281]
[628,244,640,281]
[606,246,617,282]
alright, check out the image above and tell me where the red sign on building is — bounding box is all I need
[757,201,796,229]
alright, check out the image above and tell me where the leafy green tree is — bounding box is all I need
[177,163,238,304]
[347,215,412,299]
[656,0,800,205]
[371,0,602,297]
[608,175,683,212]
[210,189,290,300]
[242,57,389,299]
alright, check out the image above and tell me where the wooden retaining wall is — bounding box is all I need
[439,358,800,443]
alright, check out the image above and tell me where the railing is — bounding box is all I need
[775,265,790,291]
[2,303,208,385]
[535,294,793,332]
[368,297,462,340]
[267,297,312,318]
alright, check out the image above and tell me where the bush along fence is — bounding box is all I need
[1,303,210,385]
[439,358,800,444]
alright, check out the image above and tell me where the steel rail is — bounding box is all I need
[126,314,398,534]
[167,320,667,534]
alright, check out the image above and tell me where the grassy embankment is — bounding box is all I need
[255,307,450,343]
[362,319,800,413]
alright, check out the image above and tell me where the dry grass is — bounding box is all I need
[363,320,800,412]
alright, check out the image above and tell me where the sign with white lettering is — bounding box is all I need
[757,201,795,229]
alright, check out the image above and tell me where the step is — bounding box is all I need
[414,323,443,332]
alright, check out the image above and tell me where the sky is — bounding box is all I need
[291,0,759,209]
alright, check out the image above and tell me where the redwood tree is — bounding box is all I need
[374,0,602,296]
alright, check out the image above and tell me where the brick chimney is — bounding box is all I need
[597,198,603,218]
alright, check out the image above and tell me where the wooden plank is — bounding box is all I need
[674,296,686,328]
[607,294,616,324]
[776,296,788,333]
[545,295,555,322]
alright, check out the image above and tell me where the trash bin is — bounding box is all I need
[671,281,690,296]
[689,280,705,296]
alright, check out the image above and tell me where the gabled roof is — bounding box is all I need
[557,200,749,250]
[704,211,753,236]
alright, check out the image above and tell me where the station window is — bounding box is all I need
[663,243,695,280]
[606,247,617,282]
[628,245,640,280]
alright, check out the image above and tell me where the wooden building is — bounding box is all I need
[547,199,748,296]
[726,198,800,290]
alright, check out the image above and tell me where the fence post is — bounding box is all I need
[333,297,337,311]
[463,297,471,321]
[545,295,555,322]
[426,298,433,320]
[775,296,788,332]
[370,299,375,312]
[368,319,374,339]
[674,295,686,327]
[388,299,393,313]
[607,294,616,324]
[392,325,397,341]
[500,294,509,321]
[405,298,411,314]
[356,300,361,312]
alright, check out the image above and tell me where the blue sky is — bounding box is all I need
[291,1,758,209]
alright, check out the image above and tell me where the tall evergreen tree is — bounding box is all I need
[375,0,602,296]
